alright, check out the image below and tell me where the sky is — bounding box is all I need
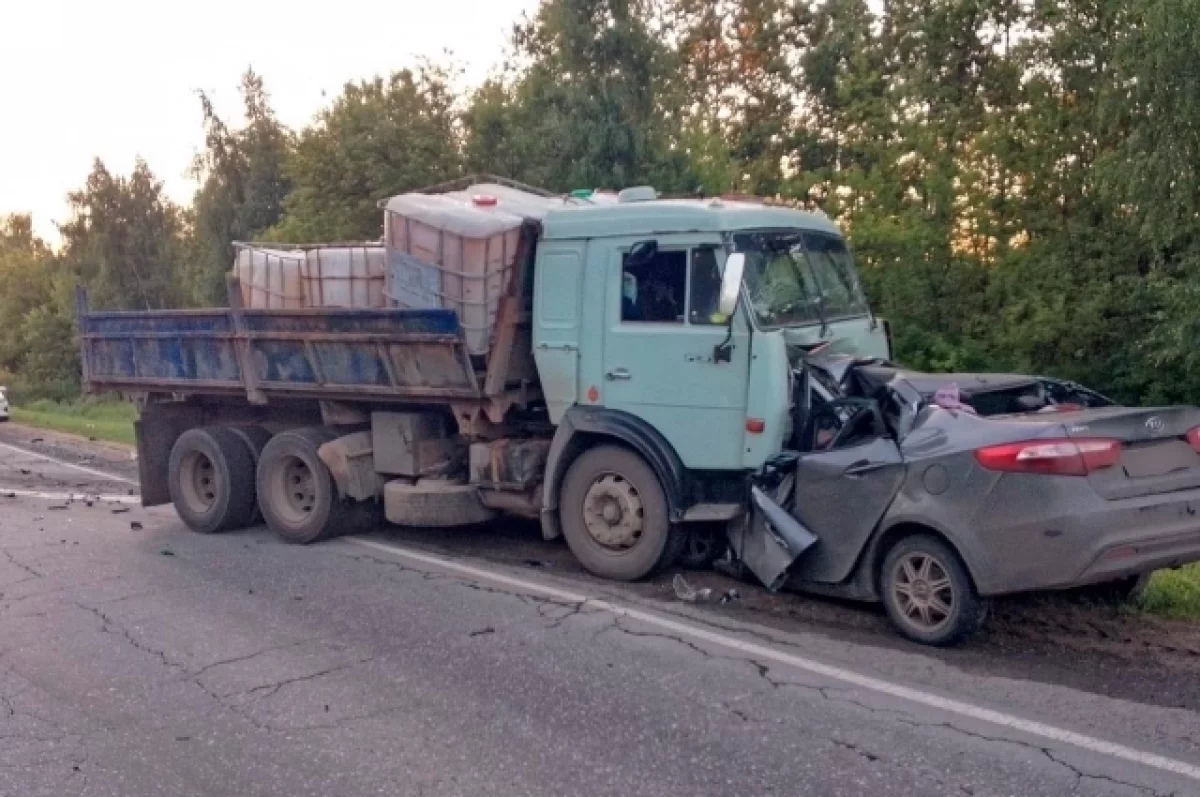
[0,0,542,242]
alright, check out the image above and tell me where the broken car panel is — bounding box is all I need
[734,353,1200,645]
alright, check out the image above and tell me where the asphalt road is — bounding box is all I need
[0,425,1198,796]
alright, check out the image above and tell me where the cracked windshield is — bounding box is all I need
[1,0,1199,794]
[736,230,870,328]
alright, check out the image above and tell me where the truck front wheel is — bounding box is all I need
[559,445,683,581]
[257,428,355,545]
[168,427,258,534]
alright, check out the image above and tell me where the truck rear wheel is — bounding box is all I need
[257,428,358,545]
[168,427,258,534]
[559,445,682,581]
[228,426,271,525]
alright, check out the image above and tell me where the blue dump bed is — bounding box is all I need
[79,305,486,404]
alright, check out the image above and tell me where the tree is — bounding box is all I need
[270,65,462,242]
[463,0,695,193]
[59,159,188,311]
[189,70,292,305]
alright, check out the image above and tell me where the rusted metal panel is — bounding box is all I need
[469,438,552,491]
[81,295,482,404]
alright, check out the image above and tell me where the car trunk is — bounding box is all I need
[1061,406,1200,500]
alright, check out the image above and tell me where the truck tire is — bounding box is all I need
[559,445,682,581]
[168,427,258,534]
[384,479,496,527]
[879,534,987,647]
[228,426,271,525]
[257,427,358,545]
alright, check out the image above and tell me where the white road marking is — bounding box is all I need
[2,446,1194,784]
[345,536,1200,784]
[0,440,137,485]
[0,489,140,504]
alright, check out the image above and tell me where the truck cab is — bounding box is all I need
[529,191,890,578]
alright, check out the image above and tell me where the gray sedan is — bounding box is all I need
[733,357,1200,646]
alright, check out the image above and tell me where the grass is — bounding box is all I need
[1139,564,1200,620]
[10,397,137,446]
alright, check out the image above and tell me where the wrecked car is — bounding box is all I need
[730,356,1200,646]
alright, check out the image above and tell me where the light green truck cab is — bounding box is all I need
[530,192,890,577]
[533,194,889,470]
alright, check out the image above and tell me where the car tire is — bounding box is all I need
[680,523,728,570]
[560,445,682,581]
[879,534,987,646]
[168,426,258,534]
[257,427,355,545]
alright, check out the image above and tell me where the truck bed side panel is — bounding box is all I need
[81,307,482,403]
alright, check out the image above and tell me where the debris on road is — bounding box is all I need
[159,549,174,556]
[111,507,130,514]
[673,574,713,603]
[673,575,740,606]
[130,521,143,530]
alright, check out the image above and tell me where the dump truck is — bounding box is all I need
[79,177,891,585]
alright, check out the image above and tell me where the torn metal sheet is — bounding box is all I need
[730,477,818,592]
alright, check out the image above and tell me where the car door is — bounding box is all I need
[789,435,906,584]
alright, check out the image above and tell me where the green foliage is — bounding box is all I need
[59,159,187,311]
[463,0,697,193]
[188,70,293,305]
[1139,564,1200,620]
[0,215,79,399]
[269,66,462,242]
[10,397,137,445]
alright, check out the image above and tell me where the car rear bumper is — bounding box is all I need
[961,480,1200,595]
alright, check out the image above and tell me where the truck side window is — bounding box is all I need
[622,250,686,323]
[688,247,722,325]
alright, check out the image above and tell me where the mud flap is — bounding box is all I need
[728,472,818,592]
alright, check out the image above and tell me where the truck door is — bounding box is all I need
[599,241,750,469]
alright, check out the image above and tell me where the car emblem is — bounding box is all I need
[1145,416,1165,433]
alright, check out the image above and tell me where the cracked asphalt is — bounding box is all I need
[0,424,1198,796]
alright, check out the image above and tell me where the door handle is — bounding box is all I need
[605,368,632,381]
[844,460,887,476]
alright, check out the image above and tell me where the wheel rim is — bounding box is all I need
[179,451,218,514]
[581,472,644,551]
[891,552,955,633]
[270,455,318,525]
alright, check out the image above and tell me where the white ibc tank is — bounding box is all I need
[301,245,387,309]
[384,184,574,354]
[234,246,306,309]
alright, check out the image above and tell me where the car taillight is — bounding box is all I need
[974,438,1121,477]
[1187,427,1200,453]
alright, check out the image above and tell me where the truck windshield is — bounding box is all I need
[733,230,869,328]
